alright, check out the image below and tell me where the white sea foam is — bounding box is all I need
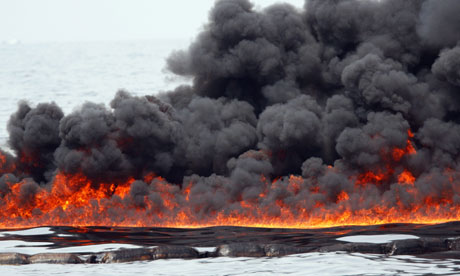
[0,227,54,237]
[48,243,142,254]
[194,247,217,253]
[0,240,54,255]
[337,234,420,244]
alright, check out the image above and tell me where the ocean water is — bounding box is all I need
[2,252,460,276]
[1,41,459,275]
[0,40,190,150]
[0,227,459,275]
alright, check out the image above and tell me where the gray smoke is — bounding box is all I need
[432,46,460,87]
[7,101,63,182]
[418,0,460,49]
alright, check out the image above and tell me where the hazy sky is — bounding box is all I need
[0,0,305,42]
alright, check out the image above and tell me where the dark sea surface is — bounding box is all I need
[1,224,460,275]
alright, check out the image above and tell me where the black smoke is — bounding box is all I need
[2,0,460,221]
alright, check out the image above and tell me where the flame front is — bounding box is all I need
[1,131,460,229]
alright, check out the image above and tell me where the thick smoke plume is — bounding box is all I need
[1,0,460,228]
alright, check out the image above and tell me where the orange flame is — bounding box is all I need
[398,170,415,185]
[1,129,460,229]
[336,191,349,202]
[0,152,15,174]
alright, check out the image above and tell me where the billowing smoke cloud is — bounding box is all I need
[432,46,460,87]
[418,0,460,49]
[2,0,460,227]
[7,101,63,182]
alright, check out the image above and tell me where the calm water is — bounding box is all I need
[2,253,460,276]
[0,40,190,150]
[0,227,459,276]
[0,41,458,275]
